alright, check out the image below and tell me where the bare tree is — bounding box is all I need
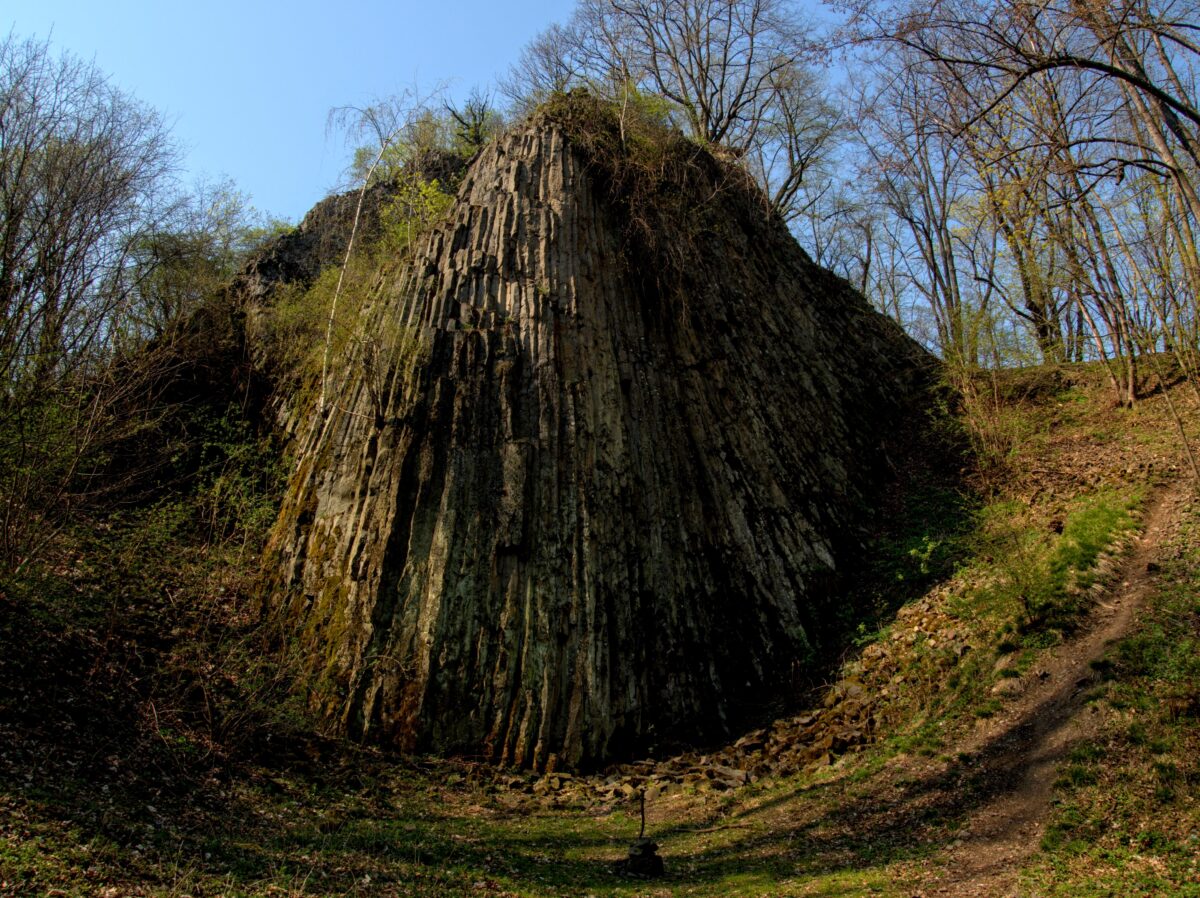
[0,33,181,568]
[446,87,503,155]
[830,0,1200,382]
[121,178,270,344]
[745,64,843,223]
[840,0,1200,235]
[855,62,981,364]
[0,33,177,392]
[504,0,837,223]
[607,0,811,147]
[321,89,443,414]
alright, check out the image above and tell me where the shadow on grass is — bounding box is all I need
[632,670,1101,894]
[0,593,1099,898]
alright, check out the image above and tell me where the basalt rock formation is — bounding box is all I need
[264,97,932,771]
[235,147,469,307]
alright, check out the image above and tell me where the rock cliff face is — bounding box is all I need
[264,102,931,770]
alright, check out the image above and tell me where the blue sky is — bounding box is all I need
[8,0,576,222]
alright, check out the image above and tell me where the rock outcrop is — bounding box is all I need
[234,147,469,306]
[264,98,931,770]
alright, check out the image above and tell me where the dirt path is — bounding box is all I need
[920,481,1190,897]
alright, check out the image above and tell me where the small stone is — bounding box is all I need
[992,678,1021,696]
[734,729,768,751]
[709,764,750,785]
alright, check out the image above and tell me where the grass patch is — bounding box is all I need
[971,489,1140,638]
[1024,502,1200,897]
[973,699,1003,719]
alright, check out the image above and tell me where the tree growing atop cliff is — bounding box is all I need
[320,90,444,413]
[502,0,839,224]
[446,87,504,156]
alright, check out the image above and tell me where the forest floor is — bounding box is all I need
[907,479,1188,897]
[2,360,1199,898]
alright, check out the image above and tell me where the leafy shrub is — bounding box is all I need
[258,173,451,409]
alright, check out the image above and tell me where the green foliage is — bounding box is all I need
[876,486,973,589]
[615,83,678,137]
[0,151,270,571]
[855,478,1144,760]
[376,176,456,256]
[1024,491,1135,627]
[962,490,1138,638]
[191,407,286,547]
[973,698,1002,718]
[351,139,413,186]
[263,265,345,391]
[259,173,449,410]
[446,88,505,155]
[1048,495,1136,590]
[948,369,1040,490]
[0,392,297,764]
[122,180,276,344]
[347,97,501,190]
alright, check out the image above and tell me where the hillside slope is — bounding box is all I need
[2,360,1196,897]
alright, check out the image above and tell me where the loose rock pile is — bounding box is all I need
[486,606,959,805]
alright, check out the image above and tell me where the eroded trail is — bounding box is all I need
[922,481,1191,897]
